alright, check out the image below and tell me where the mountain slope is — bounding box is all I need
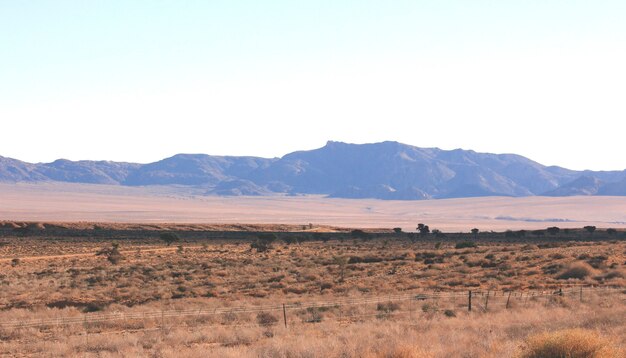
[122,154,275,186]
[1,141,625,200]
[543,176,605,196]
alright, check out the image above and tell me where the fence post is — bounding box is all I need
[283,304,287,329]
[506,291,512,309]
[468,291,472,312]
[580,286,583,302]
[161,309,165,336]
[485,290,490,311]
[84,315,89,345]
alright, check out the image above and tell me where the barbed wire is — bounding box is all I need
[1,286,622,329]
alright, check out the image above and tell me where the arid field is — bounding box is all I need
[3,183,626,232]
[0,222,624,357]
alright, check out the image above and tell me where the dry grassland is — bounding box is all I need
[0,224,624,357]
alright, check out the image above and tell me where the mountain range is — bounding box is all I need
[2,141,626,200]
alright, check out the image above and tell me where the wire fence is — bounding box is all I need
[1,285,623,332]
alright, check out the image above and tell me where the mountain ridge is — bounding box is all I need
[2,141,626,199]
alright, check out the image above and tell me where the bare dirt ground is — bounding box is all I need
[2,183,626,231]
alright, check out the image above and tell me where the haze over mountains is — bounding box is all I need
[2,141,626,200]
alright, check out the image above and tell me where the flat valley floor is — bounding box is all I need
[2,183,626,231]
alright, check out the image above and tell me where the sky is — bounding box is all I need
[1,1,625,170]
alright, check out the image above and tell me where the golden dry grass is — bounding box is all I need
[518,329,622,358]
[0,225,624,357]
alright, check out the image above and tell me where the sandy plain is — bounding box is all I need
[1,182,626,231]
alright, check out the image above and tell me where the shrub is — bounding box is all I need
[599,270,625,280]
[351,229,370,240]
[455,241,477,249]
[251,233,277,252]
[518,329,620,358]
[546,227,560,236]
[556,262,597,280]
[283,236,297,245]
[584,225,597,234]
[95,243,124,265]
[256,312,278,326]
[377,302,400,313]
[320,282,333,291]
[160,232,180,246]
[532,230,545,237]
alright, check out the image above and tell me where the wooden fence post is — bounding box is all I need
[161,309,165,336]
[580,286,583,302]
[484,290,490,311]
[283,304,287,329]
[84,315,89,345]
[505,291,512,309]
[468,291,472,312]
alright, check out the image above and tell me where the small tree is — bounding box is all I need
[606,228,617,235]
[393,227,403,234]
[546,227,560,236]
[251,233,277,252]
[333,256,349,282]
[471,228,479,240]
[583,225,596,235]
[351,229,370,240]
[160,232,180,246]
[417,224,430,236]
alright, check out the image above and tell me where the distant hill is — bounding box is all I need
[543,176,605,196]
[2,141,626,199]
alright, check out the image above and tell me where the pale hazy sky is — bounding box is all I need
[1,1,625,170]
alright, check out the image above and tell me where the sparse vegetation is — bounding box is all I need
[0,222,624,357]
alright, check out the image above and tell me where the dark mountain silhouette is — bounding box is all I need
[2,141,626,199]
